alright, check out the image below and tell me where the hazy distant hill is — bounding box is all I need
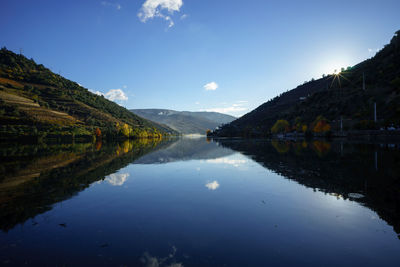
[131,109,236,135]
[0,48,177,141]
[213,30,400,137]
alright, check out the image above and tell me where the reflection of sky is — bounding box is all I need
[203,154,249,170]
[205,181,219,190]
[141,246,183,267]
[2,142,400,266]
[105,173,129,186]
[206,157,247,166]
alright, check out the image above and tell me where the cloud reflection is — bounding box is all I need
[105,173,129,186]
[140,246,183,267]
[206,158,247,167]
[205,180,220,190]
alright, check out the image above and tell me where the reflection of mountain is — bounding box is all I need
[217,139,400,234]
[0,139,166,232]
[134,137,235,164]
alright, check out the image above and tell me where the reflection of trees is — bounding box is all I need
[0,139,166,232]
[311,140,331,157]
[271,140,290,154]
[218,139,400,234]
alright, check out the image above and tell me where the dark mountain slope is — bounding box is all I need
[214,30,400,137]
[0,48,177,140]
[131,109,235,134]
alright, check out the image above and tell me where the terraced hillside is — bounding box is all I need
[0,48,177,141]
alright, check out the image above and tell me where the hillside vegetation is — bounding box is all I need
[0,48,176,141]
[131,109,236,135]
[213,30,400,137]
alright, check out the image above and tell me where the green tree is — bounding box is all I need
[271,119,290,134]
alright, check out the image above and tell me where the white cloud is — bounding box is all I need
[195,101,200,105]
[203,106,246,114]
[368,48,379,53]
[105,89,128,101]
[101,1,121,10]
[204,81,218,91]
[200,100,248,116]
[92,88,128,102]
[205,180,220,190]
[138,0,183,28]
[180,14,188,20]
[93,90,103,96]
[105,173,129,186]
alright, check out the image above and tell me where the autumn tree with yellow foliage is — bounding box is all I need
[312,116,331,133]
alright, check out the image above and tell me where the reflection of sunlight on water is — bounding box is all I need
[105,173,130,186]
[205,180,220,190]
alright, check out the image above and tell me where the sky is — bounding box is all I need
[1,0,399,117]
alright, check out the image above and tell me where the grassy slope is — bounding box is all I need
[214,30,400,137]
[0,48,177,140]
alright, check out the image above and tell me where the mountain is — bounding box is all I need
[0,48,177,141]
[213,30,400,137]
[130,109,236,135]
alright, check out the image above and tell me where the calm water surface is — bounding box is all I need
[0,138,400,266]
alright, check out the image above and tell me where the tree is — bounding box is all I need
[120,123,132,138]
[312,115,331,133]
[294,117,303,132]
[271,119,290,134]
[95,127,101,138]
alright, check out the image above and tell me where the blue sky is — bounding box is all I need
[1,0,399,117]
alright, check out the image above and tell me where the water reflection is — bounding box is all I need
[0,139,165,232]
[0,137,234,232]
[205,180,220,190]
[217,139,400,235]
[141,246,183,267]
[135,137,234,164]
[105,173,130,186]
[0,138,399,266]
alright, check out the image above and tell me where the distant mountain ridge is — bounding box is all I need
[131,109,236,135]
[213,30,400,137]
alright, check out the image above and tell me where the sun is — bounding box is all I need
[319,55,352,76]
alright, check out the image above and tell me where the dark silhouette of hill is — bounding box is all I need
[217,139,400,235]
[131,109,235,134]
[214,30,400,137]
[0,48,177,140]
